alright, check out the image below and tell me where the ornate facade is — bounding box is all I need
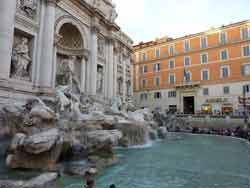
[0,0,133,104]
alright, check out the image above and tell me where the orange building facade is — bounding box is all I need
[133,20,250,114]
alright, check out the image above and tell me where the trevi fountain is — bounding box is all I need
[0,0,250,188]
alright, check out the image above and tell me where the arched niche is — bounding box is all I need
[55,20,88,93]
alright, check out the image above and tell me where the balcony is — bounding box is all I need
[175,81,201,89]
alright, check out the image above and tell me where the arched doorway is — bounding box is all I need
[55,22,87,94]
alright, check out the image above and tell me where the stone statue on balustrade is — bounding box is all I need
[109,8,118,23]
[97,65,104,93]
[11,37,32,81]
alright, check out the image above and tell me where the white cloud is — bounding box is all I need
[113,0,250,44]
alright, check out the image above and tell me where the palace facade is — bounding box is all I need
[0,0,133,105]
[133,20,250,114]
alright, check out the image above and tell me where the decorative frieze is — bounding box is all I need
[17,0,38,19]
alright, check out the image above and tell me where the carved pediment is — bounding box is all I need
[83,0,117,23]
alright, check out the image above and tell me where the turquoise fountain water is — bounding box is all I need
[61,134,250,188]
[1,134,250,188]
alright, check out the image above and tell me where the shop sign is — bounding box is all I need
[206,98,228,103]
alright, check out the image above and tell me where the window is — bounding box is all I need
[184,56,191,66]
[243,45,250,56]
[220,49,228,60]
[223,86,230,95]
[169,74,176,84]
[201,36,207,48]
[141,79,147,88]
[155,48,160,58]
[142,53,147,61]
[143,65,148,74]
[169,59,175,69]
[220,32,227,44]
[241,28,250,40]
[201,53,208,64]
[154,92,162,99]
[242,64,250,76]
[203,88,209,96]
[201,69,209,80]
[154,77,160,87]
[154,63,161,72]
[168,91,177,98]
[184,70,192,82]
[139,67,143,74]
[221,65,230,78]
[184,40,190,52]
[169,44,175,56]
[169,105,177,113]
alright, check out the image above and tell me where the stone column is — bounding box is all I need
[87,26,98,96]
[122,56,127,102]
[106,38,114,99]
[0,0,16,79]
[39,0,56,88]
[80,56,87,93]
[113,53,118,96]
[130,60,134,97]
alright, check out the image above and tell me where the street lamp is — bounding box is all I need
[243,85,248,127]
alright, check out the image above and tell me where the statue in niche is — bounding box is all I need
[19,0,37,18]
[98,39,105,57]
[11,37,32,80]
[126,80,131,96]
[117,77,123,95]
[97,65,104,93]
[57,56,81,93]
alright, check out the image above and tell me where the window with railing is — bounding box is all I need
[220,32,228,45]
[169,44,175,56]
[201,36,208,48]
[169,74,176,84]
[184,56,191,66]
[242,64,250,76]
[241,28,250,40]
[202,69,209,80]
[243,45,250,56]
[169,59,175,69]
[154,63,161,72]
[184,39,190,52]
[155,48,161,58]
[220,65,230,78]
[201,53,208,64]
[220,49,229,60]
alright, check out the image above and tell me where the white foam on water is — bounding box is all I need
[128,139,154,149]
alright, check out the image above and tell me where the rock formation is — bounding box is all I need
[0,86,158,175]
[6,129,62,170]
[0,173,59,188]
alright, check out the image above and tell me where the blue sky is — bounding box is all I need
[113,0,250,44]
